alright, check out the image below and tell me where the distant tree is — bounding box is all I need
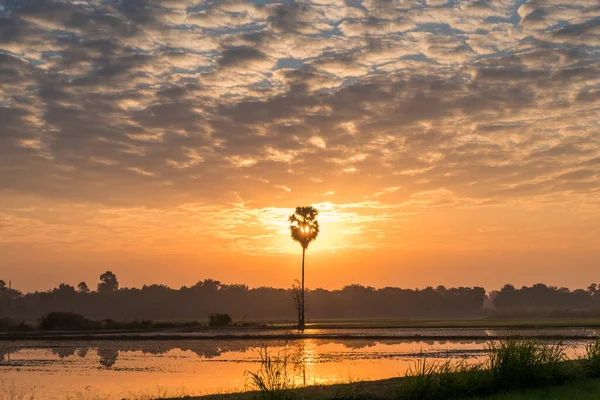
[54,284,76,296]
[78,282,90,294]
[0,280,18,299]
[198,279,221,291]
[98,271,119,293]
[289,206,319,330]
[208,313,232,327]
[493,284,519,309]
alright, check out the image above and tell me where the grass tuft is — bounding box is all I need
[486,339,568,390]
[244,346,298,400]
[398,355,488,400]
[396,339,571,400]
[581,339,600,377]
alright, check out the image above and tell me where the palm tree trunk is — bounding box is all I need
[300,246,305,330]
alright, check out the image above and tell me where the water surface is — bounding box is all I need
[0,329,595,399]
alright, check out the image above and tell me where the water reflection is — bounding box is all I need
[77,347,88,358]
[0,338,592,399]
[98,347,118,368]
[0,338,491,368]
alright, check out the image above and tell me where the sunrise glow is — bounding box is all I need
[0,0,599,293]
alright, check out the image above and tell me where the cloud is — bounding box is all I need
[0,0,599,260]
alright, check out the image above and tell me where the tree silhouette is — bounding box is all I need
[98,271,119,293]
[77,282,90,294]
[289,206,319,330]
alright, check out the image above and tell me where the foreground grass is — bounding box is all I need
[180,339,600,400]
[174,375,600,400]
[474,378,600,399]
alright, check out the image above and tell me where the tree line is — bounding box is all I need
[2,274,600,321]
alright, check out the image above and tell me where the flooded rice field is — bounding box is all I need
[1,328,598,399]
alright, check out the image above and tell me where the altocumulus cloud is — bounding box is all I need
[0,0,599,255]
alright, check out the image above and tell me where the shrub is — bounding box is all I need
[16,321,32,331]
[0,318,15,331]
[39,312,99,330]
[209,313,232,327]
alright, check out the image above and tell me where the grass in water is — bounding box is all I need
[398,355,489,400]
[188,339,600,399]
[486,339,568,390]
[244,346,298,400]
[397,339,570,400]
[581,339,600,377]
[9,338,600,400]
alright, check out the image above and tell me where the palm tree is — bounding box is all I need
[289,206,319,330]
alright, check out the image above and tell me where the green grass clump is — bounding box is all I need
[581,339,600,377]
[397,339,571,400]
[487,339,568,390]
[244,347,298,400]
[398,357,489,400]
[471,378,600,399]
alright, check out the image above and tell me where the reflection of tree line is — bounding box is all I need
[0,344,118,368]
[0,339,486,369]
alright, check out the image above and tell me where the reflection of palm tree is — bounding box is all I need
[289,206,320,331]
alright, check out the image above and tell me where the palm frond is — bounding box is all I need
[288,206,319,249]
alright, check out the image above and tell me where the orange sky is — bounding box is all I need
[2,196,599,292]
[1,0,600,292]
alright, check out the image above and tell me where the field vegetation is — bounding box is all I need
[189,338,600,400]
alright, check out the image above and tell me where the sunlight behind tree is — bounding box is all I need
[289,206,320,330]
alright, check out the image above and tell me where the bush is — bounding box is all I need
[39,312,99,330]
[16,321,32,331]
[0,318,15,331]
[209,313,232,327]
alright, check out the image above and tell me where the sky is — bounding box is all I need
[1,0,599,293]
